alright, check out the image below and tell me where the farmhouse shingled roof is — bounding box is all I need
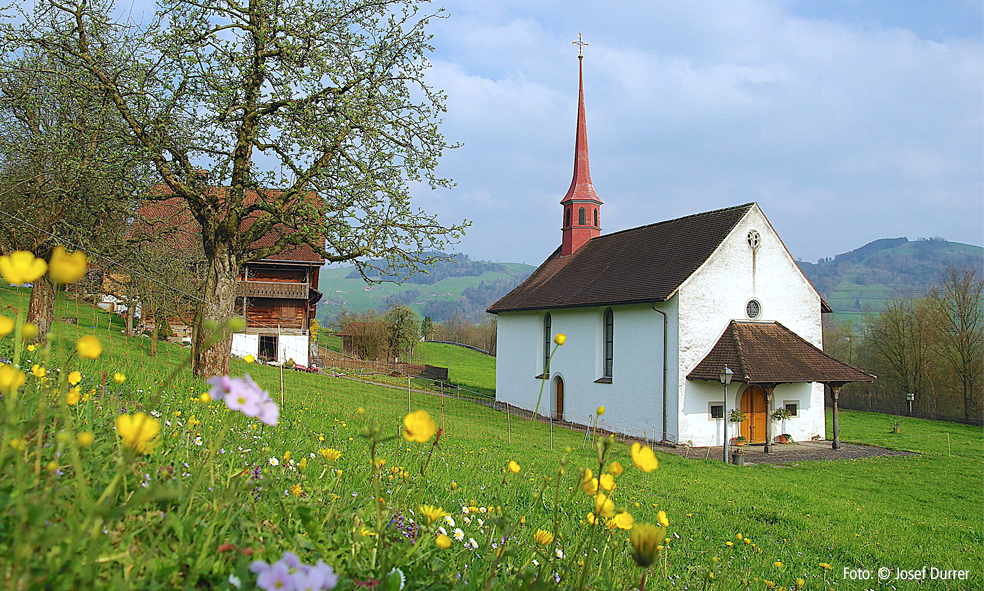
[136,195,325,264]
[487,203,755,313]
[687,320,875,384]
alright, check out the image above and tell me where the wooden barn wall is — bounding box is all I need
[242,265,307,283]
[245,299,306,329]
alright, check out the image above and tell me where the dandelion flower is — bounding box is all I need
[534,529,554,545]
[290,484,303,497]
[76,335,102,359]
[629,523,663,567]
[319,448,342,461]
[631,442,659,472]
[436,534,451,549]
[726,541,734,547]
[402,409,436,443]
[774,561,783,568]
[507,460,520,473]
[48,246,87,284]
[115,412,161,454]
[0,251,47,285]
[420,505,447,525]
[820,563,833,570]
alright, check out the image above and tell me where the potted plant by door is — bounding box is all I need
[728,409,746,446]
[771,407,793,443]
[731,448,745,466]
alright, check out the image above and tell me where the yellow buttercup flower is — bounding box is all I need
[553,333,566,345]
[594,493,615,519]
[319,448,342,461]
[0,365,26,393]
[796,578,805,589]
[77,431,94,448]
[31,364,46,379]
[402,410,436,443]
[67,371,82,386]
[599,473,615,491]
[199,392,211,404]
[76,335,102,359]
[583,477,599,496]
[608,461,623,477]
[508,460,521,473]
[114,373,126,384]
[629,523,664,567]
[47,246,87,284]
[244,354,256,364]
[597,405,605,416]
[420,505,447,525]
[586,511,597,525]
[22,323,37,340]
[773,561,783,568]
[0,316,12,338]
[657,510,669,528]
[612,511,635,530]
[534,529,554,545]
[66,387,81,405]
[115,412,161,454]
[436,534,452,549]
[631,442,660,472]
[0,251,47,285]
[8,438,27,451]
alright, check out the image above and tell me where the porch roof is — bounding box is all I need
[687,320,875,385]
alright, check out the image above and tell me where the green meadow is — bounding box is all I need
[0,284,980,590]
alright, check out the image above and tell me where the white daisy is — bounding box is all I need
[269,457,279,466]
[453,528,464,541]
[468,538,478,549]
[444,515,456,528]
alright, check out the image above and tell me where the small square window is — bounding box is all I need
[784,402,798,417]
[710,404,724,419]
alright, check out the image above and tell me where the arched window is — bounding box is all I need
[604,308,614,378]
[578,207,586,225]
[565,208,571,228]
[543,313,552,375]
[593,208,598,227]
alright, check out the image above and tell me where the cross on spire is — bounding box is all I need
[572,32,588,59]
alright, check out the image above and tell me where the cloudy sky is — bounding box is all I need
[407,0,983,265]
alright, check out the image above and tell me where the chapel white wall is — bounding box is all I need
[675,204,825,443]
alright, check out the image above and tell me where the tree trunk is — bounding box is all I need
[126,293,136,337]
[27,273,56,341]
[192,244,238,378]
[148,293,158,357]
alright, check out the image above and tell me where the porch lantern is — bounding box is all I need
[719,365,733,464]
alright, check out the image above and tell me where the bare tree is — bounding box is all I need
[928,266,983,422]
[18,0,466,376]
[864,296,934,413]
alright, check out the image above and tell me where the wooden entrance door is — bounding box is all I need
[740,385,768,443]
[554,377,565,420]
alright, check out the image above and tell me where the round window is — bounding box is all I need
[746,230,761,250]
[746,299,762,319]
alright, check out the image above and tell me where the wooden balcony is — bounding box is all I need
[236,280,309,300]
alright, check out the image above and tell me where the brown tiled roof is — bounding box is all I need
[687,320,875,384]
[136,194,324,264]
[488,203,754,313]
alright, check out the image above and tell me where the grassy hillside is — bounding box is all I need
[318,260,535,323]
[2,283,980,589]
[798,238,983,323]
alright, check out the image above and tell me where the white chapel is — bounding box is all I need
[488,53,872,450]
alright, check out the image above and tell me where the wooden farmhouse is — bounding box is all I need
[135,194,324,366]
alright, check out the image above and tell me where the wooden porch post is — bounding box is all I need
[762,384,775,454]
[831,383,843,450]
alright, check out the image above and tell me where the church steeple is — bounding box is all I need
[560,35,603,257]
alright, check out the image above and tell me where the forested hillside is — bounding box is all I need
[798,237,983,322]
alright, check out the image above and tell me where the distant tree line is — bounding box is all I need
[332,306,497,360]
[348,253,511,285]
[824,266,983,424]
[378,276,525,323]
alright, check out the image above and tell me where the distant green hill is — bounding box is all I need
[797,237,983,323]
[317,256,534,323]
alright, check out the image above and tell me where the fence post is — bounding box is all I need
[550,415,554,450]
[407,376,411,413]
[506,400,512,445]
[582,417,590,449]
[947,432,951,458]
[440,382,446,434]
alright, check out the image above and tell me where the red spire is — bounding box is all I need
[561,55,603,206]
[560,51,602,257]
